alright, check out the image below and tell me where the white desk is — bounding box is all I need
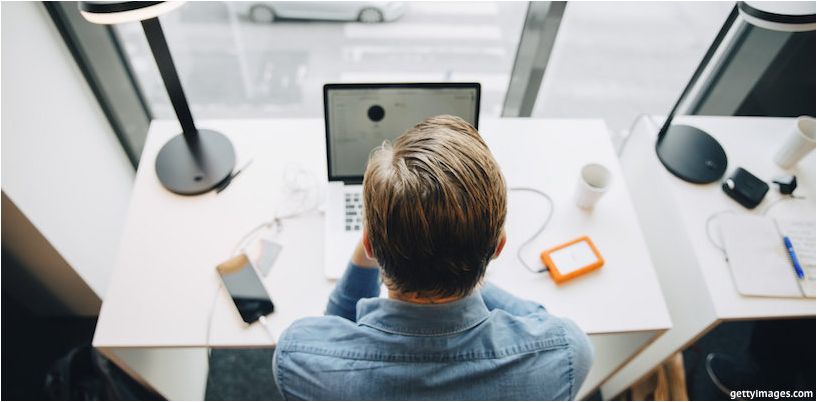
[602,116,816,399]
[94,118,671,400]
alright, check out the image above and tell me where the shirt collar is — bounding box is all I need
[356,290,490,336]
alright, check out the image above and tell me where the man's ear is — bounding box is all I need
[363,229,375,259]
[493,230,507,259]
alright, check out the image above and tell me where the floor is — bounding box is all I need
[683,322,756,400]
[683,320,816,401]
[205,348,283,400]
[0,294,97,401]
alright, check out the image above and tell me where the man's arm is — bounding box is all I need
[325,240,380,321]
[481,282,594,398]
[563,319,594,400]
[479,282,546,316]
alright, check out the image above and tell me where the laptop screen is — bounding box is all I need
[324,83,480,182]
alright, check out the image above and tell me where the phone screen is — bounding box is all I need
[216,254,275,324]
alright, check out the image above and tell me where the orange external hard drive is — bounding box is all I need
[540,236,604,284]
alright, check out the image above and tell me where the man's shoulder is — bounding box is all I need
[488,308,581,342]
[278,315,357,345]
[501,310,594,367]
[484,309,593,366]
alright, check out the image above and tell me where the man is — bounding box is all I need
[273,115,593,400]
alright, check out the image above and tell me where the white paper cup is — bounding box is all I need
[774,116,815,169]
[574,163,612,210]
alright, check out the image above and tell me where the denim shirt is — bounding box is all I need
[273,263,594,400]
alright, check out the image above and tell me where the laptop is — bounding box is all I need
[322,83,481,279]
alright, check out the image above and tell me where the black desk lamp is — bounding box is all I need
[655,5,737,184]
[79,1,235,195]
[657,1,815,184]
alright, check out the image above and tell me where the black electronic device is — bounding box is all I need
[216,254,275,324]
[722,167,769,209]
[772,175,798,195]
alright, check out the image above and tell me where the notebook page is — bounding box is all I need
[720,214,802,298]
[776,218,816,298]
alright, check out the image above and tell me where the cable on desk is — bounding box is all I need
[216,159,254,194]
[617,114,660,157]
[205,218,283,358]
[509,187,553,274]
[206,165,321,360]
[206,218,277,359]
[257,315,277,343]
[205,283,223,359]
[763,194,806,216]
[705,210,736,260]
[706,195,808,262]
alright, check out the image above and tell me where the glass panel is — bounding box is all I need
[693,23,815,117]
[531,2,734,134]
[113,2,527,120]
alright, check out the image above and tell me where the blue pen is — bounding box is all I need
[783,236,805,279]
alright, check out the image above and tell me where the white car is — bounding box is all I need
[243,1,406,23]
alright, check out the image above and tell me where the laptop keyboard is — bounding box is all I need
[345,192,363,231]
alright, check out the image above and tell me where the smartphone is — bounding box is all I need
[216,254,275,324]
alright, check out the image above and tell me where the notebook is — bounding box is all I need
[719,214,815,298]
[777,218,816,298]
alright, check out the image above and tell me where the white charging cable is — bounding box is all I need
[206,165,321,357]
[705,210,736,260]
[618,114,660,157]
[706,195,806,262]
[257,315,277,342]
[763,194,805,216]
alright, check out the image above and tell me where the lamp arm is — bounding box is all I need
[141,17,197,138]
[657,4,739,140]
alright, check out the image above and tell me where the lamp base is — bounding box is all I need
[656,124,727,184]
[155,129,236,195]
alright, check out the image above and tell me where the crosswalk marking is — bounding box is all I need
[342,45,506,62]
[337,72,510,93]
[408,2,500,16]
[344,23,503,40]
[339,72,446,82]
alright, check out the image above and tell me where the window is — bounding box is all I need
[532,2,734,133]
[114,2,528,120]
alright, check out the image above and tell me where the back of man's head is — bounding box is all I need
[363,115,507,298]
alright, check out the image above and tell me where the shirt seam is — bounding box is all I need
[277,337,568,362]
[275,331,291,401]
[276,350,288,400]
[564,323,575,400]
[358,315,490,336]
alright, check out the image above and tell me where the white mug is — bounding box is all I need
[574,163,612,210]
[774,116,815,169]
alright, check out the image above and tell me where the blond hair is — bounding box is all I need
[363,115,507,297]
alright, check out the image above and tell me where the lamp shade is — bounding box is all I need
[79,1,185,25]
[739,1,816,32]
